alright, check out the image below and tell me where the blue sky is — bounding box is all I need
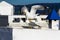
[0,0,60,5]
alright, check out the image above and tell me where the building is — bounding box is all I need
[0,1,14,26]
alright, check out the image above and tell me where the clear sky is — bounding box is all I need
[0,0,60,5]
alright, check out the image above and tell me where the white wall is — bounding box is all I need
[0,7,13,15]
[52,20,59,30]
[13,29,60,40]
[0,1,14,15]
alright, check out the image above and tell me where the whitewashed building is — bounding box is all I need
[0,1,14,15]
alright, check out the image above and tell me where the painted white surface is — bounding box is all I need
[52,20,59,30]
[13,29,60,40]
[0,1,14,15]
[8,15,26,27]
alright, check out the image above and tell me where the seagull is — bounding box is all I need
[21,5,45,19]
[21,5,45,28]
